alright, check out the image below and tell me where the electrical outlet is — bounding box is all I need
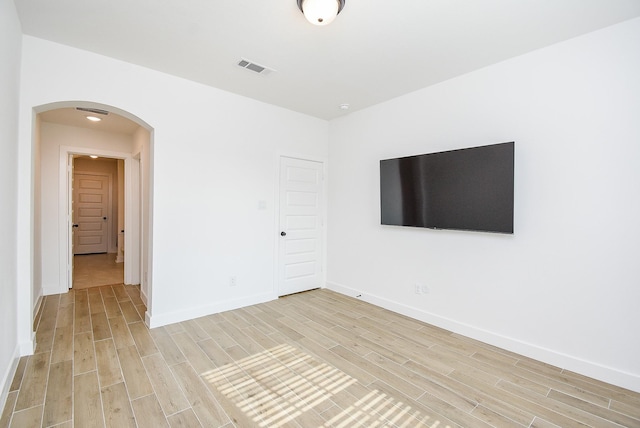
[230,276,237,287]
[414,283,429,294]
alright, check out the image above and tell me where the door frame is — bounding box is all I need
[59,145,139,289]
[275,154,327,297]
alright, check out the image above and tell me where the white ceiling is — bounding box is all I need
[14,0,640,120]
[39,108,140,135]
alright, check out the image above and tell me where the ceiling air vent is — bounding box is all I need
[76,107,109,116]
[237,58,274,76]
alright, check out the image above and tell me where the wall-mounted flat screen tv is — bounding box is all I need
[380,142,514,234]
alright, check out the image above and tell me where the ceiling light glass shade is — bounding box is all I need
[297,0,345,26]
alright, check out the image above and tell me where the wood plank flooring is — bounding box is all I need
[2,286,639,427]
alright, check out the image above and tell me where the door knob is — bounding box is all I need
[281,231,286,236]
[103,217,107,220]
[72,224,79,228]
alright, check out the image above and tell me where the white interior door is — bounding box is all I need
[278,157,324,296]
[73,173,110,254]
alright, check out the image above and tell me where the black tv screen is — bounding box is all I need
[380,142,514,233]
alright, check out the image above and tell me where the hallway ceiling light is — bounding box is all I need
[297,0,345,26]
[86,116,101,122]
[89,155,99,159]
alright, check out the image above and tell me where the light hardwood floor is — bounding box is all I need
[2,287,639,427]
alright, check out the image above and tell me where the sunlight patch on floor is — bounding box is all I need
[324,388,447,428]
[202,343,449,427]
[203,344,355,426]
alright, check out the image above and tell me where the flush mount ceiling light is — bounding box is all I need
[297,0,345,26]
[86,116,101,122]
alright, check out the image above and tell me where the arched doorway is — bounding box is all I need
[33,101,154,323]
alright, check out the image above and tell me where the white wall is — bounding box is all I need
[327,18,640,392]
[18,36,328,331]
[0,0,22,410]
[131,127,152,304]
[33,115,42,316]
[39,122,134,294]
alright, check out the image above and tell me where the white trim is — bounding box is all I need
[147,292,276,328]
[32,292,43,324]
[64,153,73,290]
[123,155,136,285]
[140,288,148,306]
[18,338,35,356]
[31,294,43,328]
[325,280,640,393]
[128,155,141,286]
[43,284,64,296]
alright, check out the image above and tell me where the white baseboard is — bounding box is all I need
[33,293,43,320]
[19,338,35,356]
[325,281,640,393]
[0,345,21,420]
[140,288,148,306]
[146,292,277,328]
[43,283,65,296]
